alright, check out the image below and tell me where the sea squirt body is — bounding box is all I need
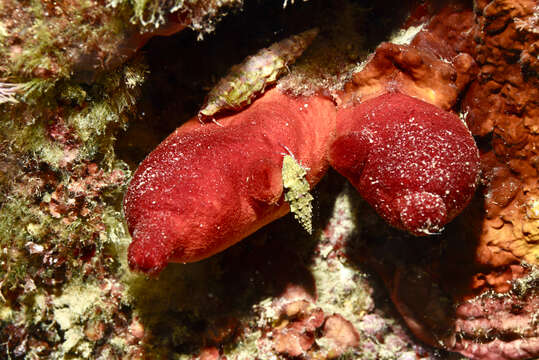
[124,88,335,274]
[329,92,480,236]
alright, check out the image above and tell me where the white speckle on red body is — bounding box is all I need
[330,92,480,236]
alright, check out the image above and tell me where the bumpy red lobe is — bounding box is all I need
[329,92,480,236]
[123,88,335,274]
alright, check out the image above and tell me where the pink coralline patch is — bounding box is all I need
[272,311,325,357]
[321,314,360,358]
[265,284,325,357]
[128,317,145,341]
[272,303,325,357]
[452,283,539,360]
[124,88,335,274]
[330,92,480,235]
[273,329,314,357]
[197,347,220,360]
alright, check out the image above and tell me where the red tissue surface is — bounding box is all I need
[330,92,480,235]
[123,88,335,274]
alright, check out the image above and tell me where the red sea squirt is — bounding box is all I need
[123,88,335,274]
[329,92,480,235]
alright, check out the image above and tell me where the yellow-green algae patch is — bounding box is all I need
[310,186,373,322]
[53,283,103,355]
[53,284,102,330]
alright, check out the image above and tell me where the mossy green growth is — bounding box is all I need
[0,51,145,300]
[282,154,313,234]
[0,3,149,356]
[19,78,58,105]
[69,59,147,165]
[101,207,132,270]
[0,0,132,82]
[0,196,69,296]
[0,58,147,169]
[68,59,147,135]
[0,197,39,298]
[109,0,242,33]
[128,0,181,28]
[5,119,66,167]
[0,192,96,296]
[0,148,134,356]
[0,158,131,302]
